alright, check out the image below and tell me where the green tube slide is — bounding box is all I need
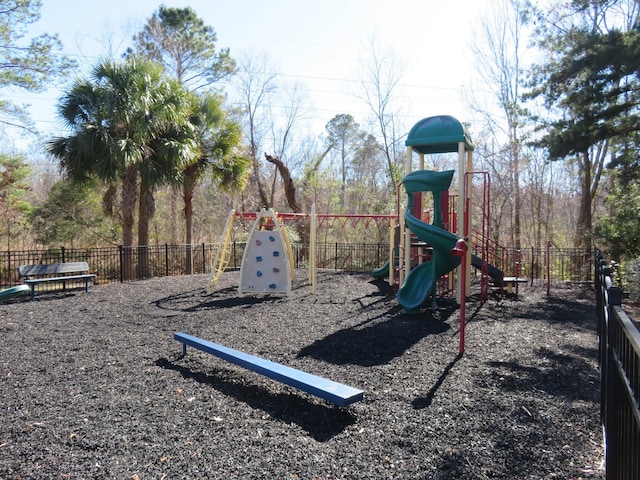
[397,170,461,314]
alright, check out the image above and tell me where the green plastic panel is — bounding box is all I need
[405,115,474,154]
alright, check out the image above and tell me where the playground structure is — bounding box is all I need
[396,169,462,314]
[397,115,478,308]
[187,115,528,406]
[382,115,525,308]
[208,206,395,295]
[237,208,295,296]
[208,116,524,329]
[370,115,530,351]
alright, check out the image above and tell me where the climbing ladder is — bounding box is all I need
[207,209,236,291]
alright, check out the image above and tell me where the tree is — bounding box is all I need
[350,132,387,214]
[0,0,76,132]
[597,128,640,258]
[130,5,237,244]
[29,178,119,247]
[597,173,640,259]
[181,92,249,272]
[470,0,530,249]
[130,5,236,91]
[324,114,361,210]
[355,35,407,192]
[232,54,280,210]
[0,152,30,250]
[48,57,198,278]
[526,0,640,249]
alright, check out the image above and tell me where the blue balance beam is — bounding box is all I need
[174,332,364,407]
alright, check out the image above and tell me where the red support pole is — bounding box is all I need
[451,239,468,354]
[546,240,551,295]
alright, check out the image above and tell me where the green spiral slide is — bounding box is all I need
[397,170,461,314]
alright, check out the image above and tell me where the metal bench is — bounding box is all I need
[174,332,364,407]
[18,262,96,300]
[501,276,528,294]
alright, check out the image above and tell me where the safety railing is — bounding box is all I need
[595,250,640,480]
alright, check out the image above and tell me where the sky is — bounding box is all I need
[14,0,492,152]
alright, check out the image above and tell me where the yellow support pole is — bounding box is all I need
[403,146,413,286]
[310,204,317,294]
[208,209,236,292]
[388,211,396,287]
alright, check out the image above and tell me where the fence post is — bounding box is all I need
[61,246,66,263]
[119,245,123,283]
[604,278,620,480]
[546,241,551,295]
[202,243,206,273]
[607,285,623,306]
[165,244,169,277]
[7,251,11,288]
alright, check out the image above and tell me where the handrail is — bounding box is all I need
[595,250,640,480]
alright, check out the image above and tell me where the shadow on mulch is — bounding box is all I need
[22,291,80,302]
[543,295,596,326]
[155,356,357,442]
[481,344,599,402]
[297,306,456,367]
[152,287,286,312]
[413,352,463,410]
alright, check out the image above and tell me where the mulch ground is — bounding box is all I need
[0,271,604,479]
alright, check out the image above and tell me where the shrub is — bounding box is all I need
[623,258,640,302]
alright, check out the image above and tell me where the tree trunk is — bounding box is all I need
[265,153,309,247]
[169,186,179,244]
[183,167,197,275]
[513,139,522,251]
[265,154,302,213]
[252,155,270,209]
[121,165,138,281]
[575,151,592,250]
[137,184,154,279]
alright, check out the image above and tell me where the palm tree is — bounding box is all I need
[48,57,198,279]
[181,92,249,273]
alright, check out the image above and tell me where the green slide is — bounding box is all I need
[372,261,389,278]
[397,170,461,314]
[0,284,30,302]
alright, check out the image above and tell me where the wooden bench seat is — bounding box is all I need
[18,262,96,300]
[174,332,364,407]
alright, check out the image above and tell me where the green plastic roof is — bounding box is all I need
[405,115,474,154]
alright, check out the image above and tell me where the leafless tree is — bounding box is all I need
[470,0,530,249]
[232,53,277,210]
[232,53,309,213]
[354,34,407,193]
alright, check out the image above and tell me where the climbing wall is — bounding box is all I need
[239,210,291,295]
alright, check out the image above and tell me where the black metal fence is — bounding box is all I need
[506,246,593,284]
[595,250,640,480]
[0,242,389,290]
[0,243,594,292]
